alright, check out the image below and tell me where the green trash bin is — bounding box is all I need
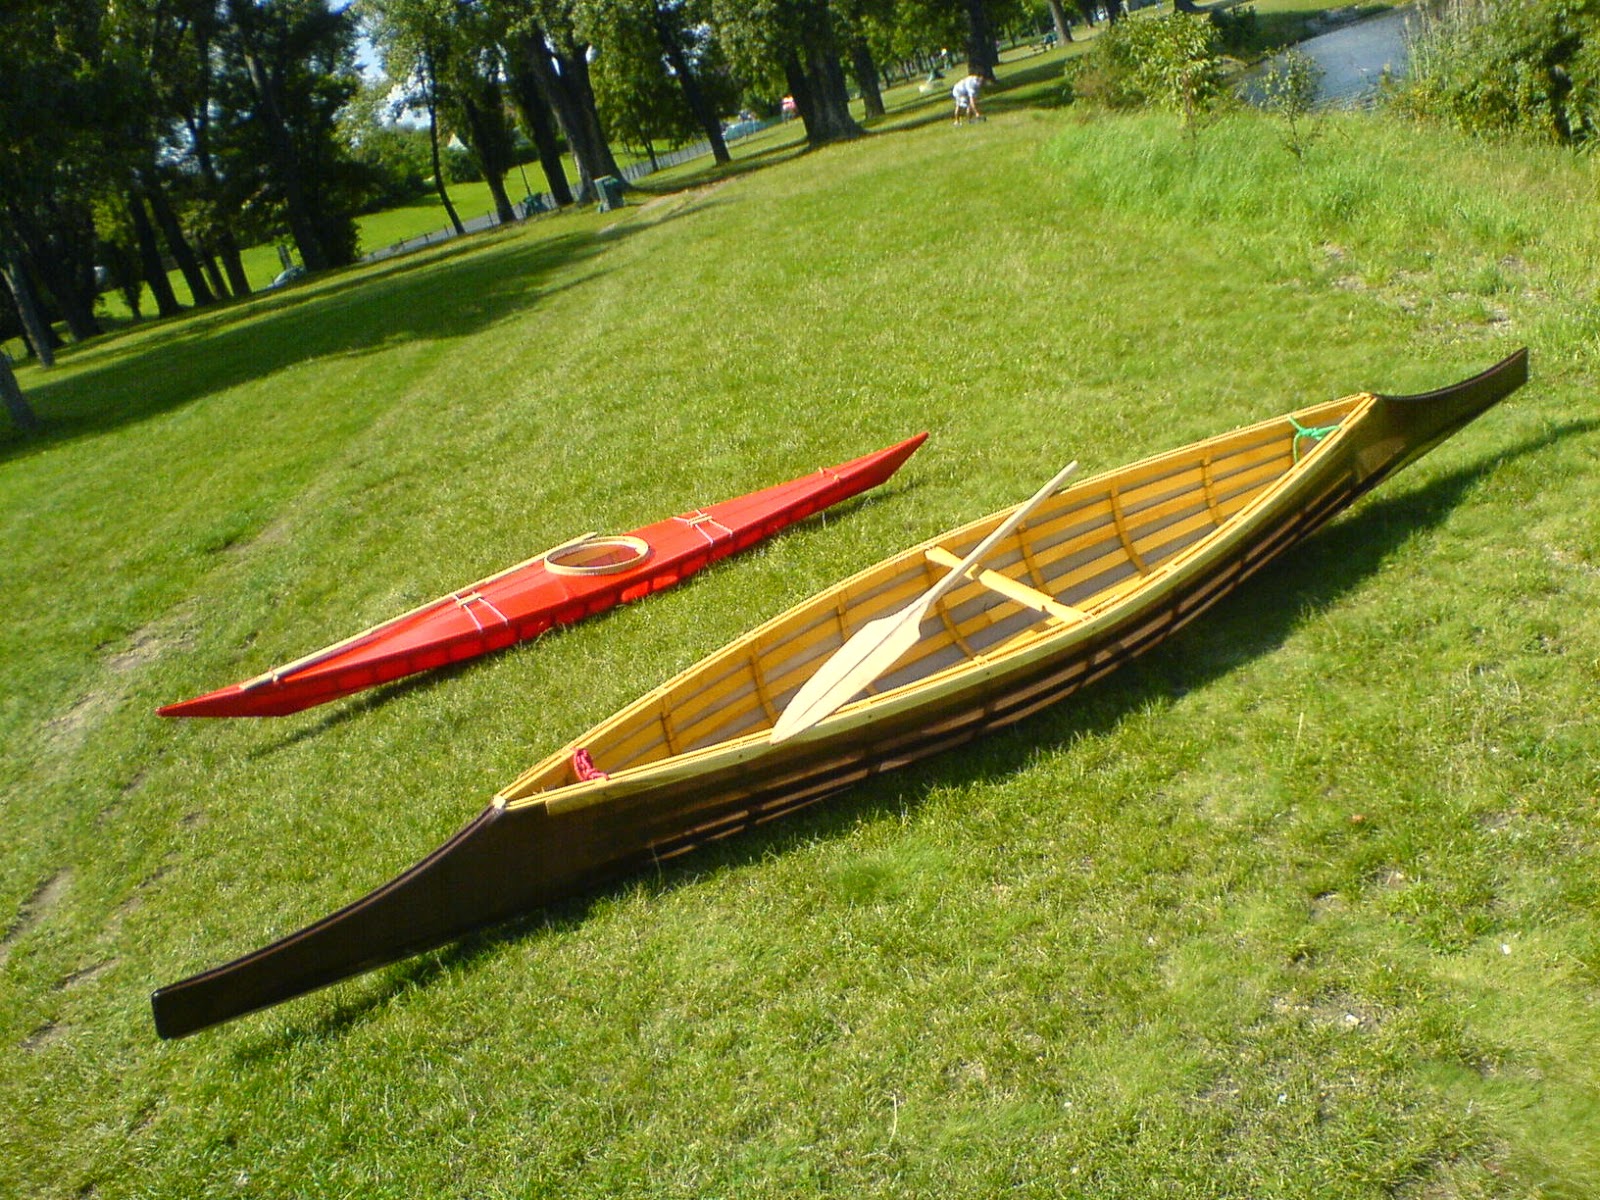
[595,176,625,212]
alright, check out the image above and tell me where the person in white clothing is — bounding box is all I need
[952,74,986,124]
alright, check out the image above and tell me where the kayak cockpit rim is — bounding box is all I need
[543,534,653,576]
[497,392,1378,814]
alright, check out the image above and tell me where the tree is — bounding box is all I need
[713,0,864,146]
[578,0,736,164]
[648,0,734,163]
[174,0,255,296]
[339,77,437,208]
[962,0,999,79]
[1,349,39,435]
[101,0,219,309]
[0,0,106,349]
[501,60,576,205]
[1045,0,1073,46]
[0,243,59,367]
[448,42,521,224]
[494,0,628,203]
[357,2,473,232]
[364,0,520,227]
[218,0,366,270]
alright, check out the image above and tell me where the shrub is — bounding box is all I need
[1392,0,1600,144]
[1209,4,1261,58]
[1258,48,1325,160]
[1067,12,1229,136]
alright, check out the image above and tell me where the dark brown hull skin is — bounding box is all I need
[152,350,1528,1039]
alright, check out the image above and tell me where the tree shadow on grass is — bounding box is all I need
[229,419,1593,1054]
[630,136,812,195]
[0,226,613,467]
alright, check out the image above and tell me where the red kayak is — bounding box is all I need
[160,434,927,718]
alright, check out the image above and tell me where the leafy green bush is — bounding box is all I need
[1392,0,1600,144]
[1066,12,1229,134]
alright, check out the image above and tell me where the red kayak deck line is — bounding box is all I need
[159,434,928,718]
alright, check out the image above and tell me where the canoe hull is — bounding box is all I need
[152,351,1527,1038]
[158,434,928,718]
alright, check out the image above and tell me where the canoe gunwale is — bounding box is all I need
[503,392,1381,810]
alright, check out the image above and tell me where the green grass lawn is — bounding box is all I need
[7,0,1368,351]
[4,69,1600,1200]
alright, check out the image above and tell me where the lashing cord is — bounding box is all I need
[1290,416,1341,463]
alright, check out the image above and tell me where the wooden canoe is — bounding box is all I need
[157,434,927,718]
[151,350,1527,1038]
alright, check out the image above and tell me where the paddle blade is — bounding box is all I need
[769,609,925,743]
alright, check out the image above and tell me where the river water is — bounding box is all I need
[1247,6,1418,108]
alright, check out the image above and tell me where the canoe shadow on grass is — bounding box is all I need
[232,420,1590,1055]
[246,480,931,757]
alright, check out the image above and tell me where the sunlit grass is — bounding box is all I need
[3,97,1598,1199]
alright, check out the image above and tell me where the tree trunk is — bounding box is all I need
[964,0,1001,80]
[1,246,56,368]
[184,104,252,298]
[1047,0,1073,43]
[426,104,466,236]
[559,45,625,190]
[485,170,516,225]
[11,206,100,342]
[654,6,731,165]
[1076,0,1097,25]
[0,348,38,434]
[228,0,329,271]
[419,52,467,235]
[247,49,329,270]
[199,246,230,299]
[459,92,518,225]
[508,30,623,204]
[784,47,865,147]
[141,176,215,307]
[217,229,252,297]
[849,39,885,120]
[127,191,185,319]
[504,48,574,206]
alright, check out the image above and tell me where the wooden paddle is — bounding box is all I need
[770,460,1079,743]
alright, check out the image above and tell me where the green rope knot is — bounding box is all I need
[1289,416,1341,463]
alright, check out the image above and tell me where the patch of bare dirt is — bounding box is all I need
[57,959,116,990]
[0,869,72,968]
[21,1021,67,1051]
[43,608,196,754]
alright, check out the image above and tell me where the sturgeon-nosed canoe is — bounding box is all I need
[152,350,1527,1037]
[157,434,927,718]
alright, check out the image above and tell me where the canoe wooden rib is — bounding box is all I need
[151,350,1527,1038]
[157,434,928,718]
